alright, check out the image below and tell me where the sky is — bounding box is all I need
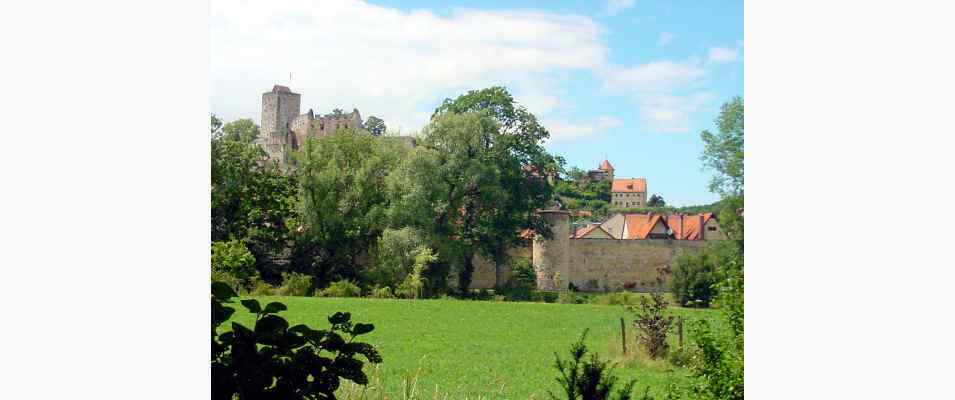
[210,0,743,206]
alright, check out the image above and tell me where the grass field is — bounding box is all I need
[226,296,722,399]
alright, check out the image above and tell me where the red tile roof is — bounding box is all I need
[599,159,614,172]
[624,213,666,239]
[666,213,714,240]
[612,178,647,193]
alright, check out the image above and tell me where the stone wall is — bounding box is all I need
[470,246,531,289]
[566,239,705,292]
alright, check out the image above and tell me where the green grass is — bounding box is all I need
[226,296,722,399]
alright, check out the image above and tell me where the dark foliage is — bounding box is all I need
[670,252,718,308]
[211,282,382,400]
[550,329,636,400]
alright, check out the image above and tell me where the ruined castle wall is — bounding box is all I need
[566,239,705,292]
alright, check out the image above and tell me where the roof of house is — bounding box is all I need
[599,159,614,172]
[612,178,647,193]
[624,213,666,239]
[572,223,611,239]
[666,213,715,240]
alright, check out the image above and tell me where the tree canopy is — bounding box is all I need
[700,96,744,197]
[364,116,386,136]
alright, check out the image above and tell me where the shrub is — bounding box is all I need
[368,285,395,299]
[498,258,536,301]
[557,290,584,304]
[629,292,674,360]
[319,279,362,298]
[594,292,643,306]
[212,269,244,295]
[248,276,276,296]
[670,252,718,308]
[397,247,435,299]
[549,329,636,400]
[211,281,381,400]
[275,271,314,296]
[211,240,257,283]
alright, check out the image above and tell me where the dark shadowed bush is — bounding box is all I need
[670,252,718,308]
[211,281,382,400]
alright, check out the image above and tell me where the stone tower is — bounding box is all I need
[260,85,301,162]
[533,209,571,290]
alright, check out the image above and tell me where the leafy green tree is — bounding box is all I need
[294,129,405,286]
[428,87,560,290]
[550,329,636,400]
[211,114,223,135]
[221,118,260,143]
[566,166,585,181]
[364,115,386,136]
[647,194,666,207]
[700,97,744,197]
[391,108,555,293]
[211,125,296,270]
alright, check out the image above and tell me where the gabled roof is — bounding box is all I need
[599,159,614,172]
[612,178,647,193]
[624,213,667,239]
[666,213,715,240]
[572,224,612,239]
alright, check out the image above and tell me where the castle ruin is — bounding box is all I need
[259,85,365,164]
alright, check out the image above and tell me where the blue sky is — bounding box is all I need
[210,0,743,206]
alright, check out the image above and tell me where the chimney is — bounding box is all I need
[679,214,684,240]
[698,214,705,240]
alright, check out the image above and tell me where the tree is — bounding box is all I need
[365,115,386,136]
[332,108,345,116]
[211,125,296,271]
[294,129,405,286]
[566,166,585,181]
[221,118,260,143]
[211,114,223,135]
[647,194,666,207]
[700,97,744,197]
[428,87,560,290]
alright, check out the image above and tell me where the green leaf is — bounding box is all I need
[352,323,374,336]
[263,302,287,314]
[212,281,237,300]
[241,299,262,314]
[255,314,290,337]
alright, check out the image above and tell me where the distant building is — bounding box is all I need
[579,159,615,184]
[611,178,647,208]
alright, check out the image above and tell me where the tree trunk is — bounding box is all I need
[459,253,474,296]
[494,263,504,288]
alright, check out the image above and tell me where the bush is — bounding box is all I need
[211,281,382,399]
[212,269,244,295]
[594,292,643,306]
[211,240,258,283]
[670,252,718,308]
[319,279,362,298]
[629,292,674,360]
[248,276,276,296]
[497,258,536,301]
[550,329,636,400]
[368,285,395,299]
[275,272,314,296]
[557,290,584,304]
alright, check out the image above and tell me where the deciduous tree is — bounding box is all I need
[700,97,744,197]
[364,115,386,136]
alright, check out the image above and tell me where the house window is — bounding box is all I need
[707,226,718,231]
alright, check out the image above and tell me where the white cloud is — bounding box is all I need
[601,61,707,91]
[638,92,716,133]
[708,46,739,63]
[210,0,607,134]
[604,0,636,16]
[658,32,674,46]
[545,116,623,142]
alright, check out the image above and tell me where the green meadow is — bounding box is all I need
[225,296,723,399]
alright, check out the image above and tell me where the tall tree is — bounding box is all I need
[294,129,405,286]
[700,97,744,197]
[364,116,386,136]
[211,126,295,270]
[647,194,666,207]
[431,87,560,289]
[221,118,260,143]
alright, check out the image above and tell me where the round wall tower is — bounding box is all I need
[533,209,571,290]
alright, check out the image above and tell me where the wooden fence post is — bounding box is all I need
[620,317,628,355]
[677,316,684,349]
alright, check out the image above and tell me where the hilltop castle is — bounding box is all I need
[258,85,365,164]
